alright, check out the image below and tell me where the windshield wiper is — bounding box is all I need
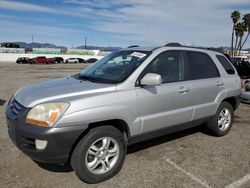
[75,74,119,84]
[78,75,97,83]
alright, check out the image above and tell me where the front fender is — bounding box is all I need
[55,105,136,131]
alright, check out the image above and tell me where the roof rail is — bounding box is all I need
[182,46,224,53]
[165,42,182,47]
[206,47,224,53]
[127,45,140,48]
[165,43,225,54]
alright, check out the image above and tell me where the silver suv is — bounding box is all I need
[6,44,241,183]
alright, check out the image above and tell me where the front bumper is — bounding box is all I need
[6,98,88,163]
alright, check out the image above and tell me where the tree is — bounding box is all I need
[240,14,250,50]
[230,11,250,56]
[234,23,240,53]
[231,11,240,57]
[234,22,246,55]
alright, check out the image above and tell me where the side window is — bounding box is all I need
[216,55,235,74]
[186,51,220,80]
[142,51,185,83]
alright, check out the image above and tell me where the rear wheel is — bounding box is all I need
[71,126,127,184]
[206,102,234,136]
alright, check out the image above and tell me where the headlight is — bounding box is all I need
[26,102,69,127]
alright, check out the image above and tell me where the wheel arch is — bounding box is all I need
[68,119,130,162]
[222,96,237,110]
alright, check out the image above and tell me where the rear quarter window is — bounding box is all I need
[216,55,235,75]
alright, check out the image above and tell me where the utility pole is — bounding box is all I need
[31,34,34,58]
[84,37,87,49]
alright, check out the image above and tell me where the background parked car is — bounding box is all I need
[30,56,56,64]
[231,58,250,78]
[241,81,250,103]
[86,58,98,63]
[16,57,30,64]
[65,58,79,63]
[77,58,86,63]
[54,57,64,64]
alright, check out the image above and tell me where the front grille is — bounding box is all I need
[9,98,23,115]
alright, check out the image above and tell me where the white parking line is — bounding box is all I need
[225,174,250,188]
[164,158,213,188]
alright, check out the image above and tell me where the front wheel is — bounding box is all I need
[71,126,127,184]
[206,102,234,136]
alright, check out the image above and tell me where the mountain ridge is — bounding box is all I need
[0,42,122,52]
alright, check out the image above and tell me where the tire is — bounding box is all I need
[206,102,234,137]
[71,126,127,184]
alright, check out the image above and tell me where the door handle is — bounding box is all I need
[216,81,224,86]
[178,87,190,93]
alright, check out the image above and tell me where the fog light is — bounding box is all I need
[35,139,48,150]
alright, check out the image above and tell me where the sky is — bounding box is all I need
[0,0,250,48]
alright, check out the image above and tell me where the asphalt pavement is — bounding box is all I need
[0,63,250,188]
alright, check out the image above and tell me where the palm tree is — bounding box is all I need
[234,24,240,53]
[234,22,246,55]
[240,14,250,50]
[231,11,240,57]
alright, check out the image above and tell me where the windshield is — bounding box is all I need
[78,50,151,84]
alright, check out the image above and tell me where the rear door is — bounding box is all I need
[136,50,193,133]
[184,51,225,120]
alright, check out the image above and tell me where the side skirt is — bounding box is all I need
[128,116,213,145]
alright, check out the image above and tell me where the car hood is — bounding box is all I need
[14,77,116,108]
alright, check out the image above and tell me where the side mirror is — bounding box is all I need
[140,73,162,86]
